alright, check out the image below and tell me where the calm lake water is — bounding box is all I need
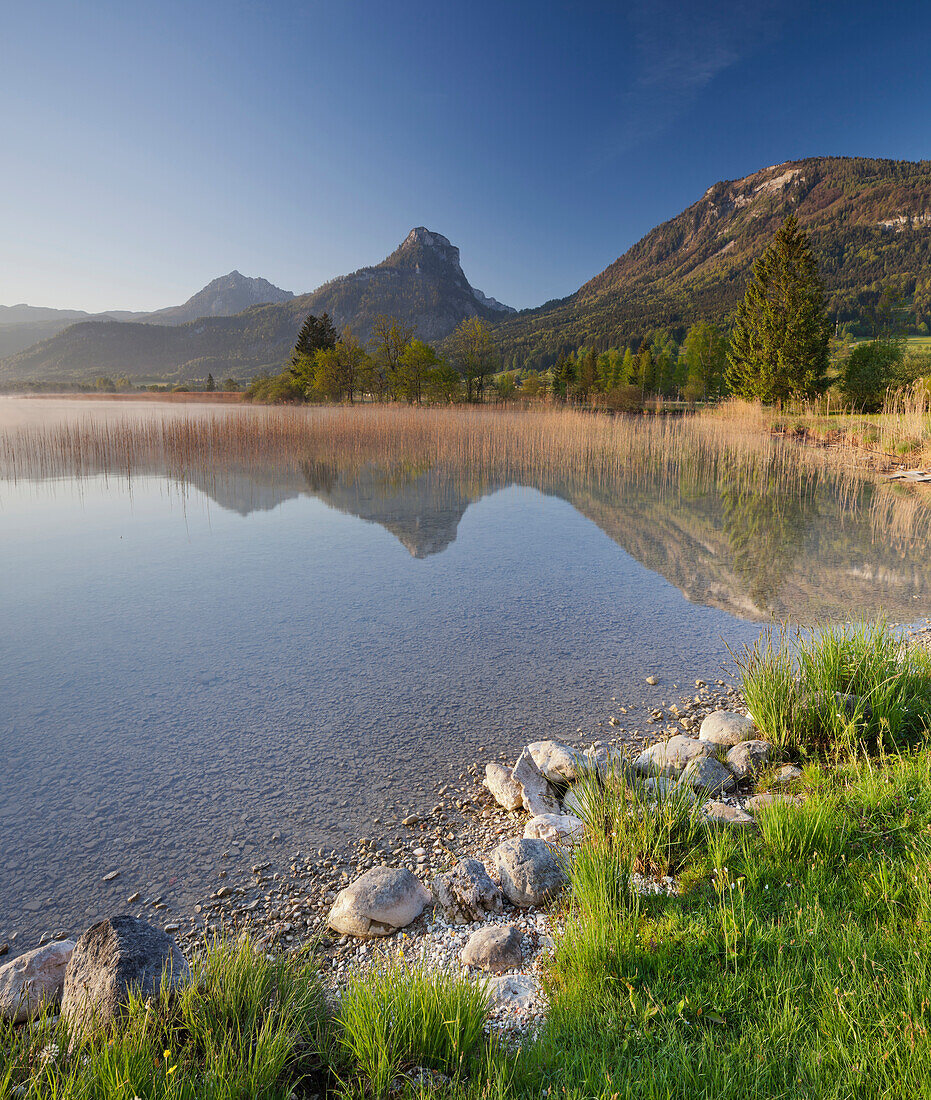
[2,398,931,946]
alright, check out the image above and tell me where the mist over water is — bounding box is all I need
[3,398,931,947]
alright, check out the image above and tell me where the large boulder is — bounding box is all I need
[523,813,585,844]
[698,712,756,747]
[677,755,736,795]
[635,735,712,778]
[511,749,560,816]
[491,838,566,908]
[0,940,75,1024]
[461,924,523,973]
[329,867,431,938]
[431,860,503,925]
[527,741,585,784]
[725,740,772,782]
[61,917,188,1036]
[482,764,524,811]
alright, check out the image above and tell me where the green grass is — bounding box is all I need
[508,747,931,1100]
[335,965,489,1097]
[0,937,330,1099]
[732,620,931,757]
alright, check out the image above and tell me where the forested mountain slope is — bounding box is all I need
[492,157,931,368]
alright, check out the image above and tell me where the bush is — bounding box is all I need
[245,371,305,403]
[840,339,905,411]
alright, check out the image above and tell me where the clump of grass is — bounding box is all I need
[334,963,489,1096]
[733,620,931,757]
[569,770,702,880]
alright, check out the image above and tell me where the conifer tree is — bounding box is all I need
[727,216,830,403]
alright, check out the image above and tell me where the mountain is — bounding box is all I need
[0,273,292,362]
[0,305,147,359]
[491,156,931,369]
[142,271,293,324]
[294,228,515,343]
[0,229,513,383]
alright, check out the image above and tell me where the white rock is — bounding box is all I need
[482,763,523,811]
[487,973,539,1009]
[328,867,431,938]
[698,711,756,747]
[431,859,503,925]
[491,838,567,908]
[526,740,585,784]
[511,749,560,816]
[702,801,755,827]
[635,735,712,778]
[461,924,523,973]
[0,940,75,1024]
[725,740,772,781]
[523,813,585,843]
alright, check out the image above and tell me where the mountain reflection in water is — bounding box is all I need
[181,457,931,624]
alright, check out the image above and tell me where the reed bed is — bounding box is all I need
[2,401,930,548]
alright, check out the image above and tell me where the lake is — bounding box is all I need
[2,398,931,947]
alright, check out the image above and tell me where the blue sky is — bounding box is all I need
[2,0,929,313]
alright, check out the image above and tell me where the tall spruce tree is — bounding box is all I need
[289,312,339,396]
[727,215,830,403]
[290,312,338,366]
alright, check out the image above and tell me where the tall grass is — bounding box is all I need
[733,620,931,756]
[334,964,489,1096]
[534,744,931,1100]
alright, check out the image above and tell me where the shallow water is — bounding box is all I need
[2,399,931,947]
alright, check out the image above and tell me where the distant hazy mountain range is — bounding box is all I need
[0,229,513,382]
[3,155,931,382]
[0,271,294,361]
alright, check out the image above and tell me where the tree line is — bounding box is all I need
[248,216,930,411]
[246,314,500,405]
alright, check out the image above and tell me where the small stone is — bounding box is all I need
[101,871,120,883]
[402,815,419,826]
[725,740,772,782]
[677,755,736,795]
[0,940,75,1023]
[511,749,560,817]
[487,973,539,1009]
[328,867,431,938]
[702,801,755,828]
[526,740,586,784]
[163,923,180,934]
[746,791,805,815]
[635,735,712,778]
[461,924,523,973]
[523,813,585,844]
[774,764,803,783]
[126,893,140,904]
[645,676,658,685]
[432,859,503,924]
[698,712,756,747]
